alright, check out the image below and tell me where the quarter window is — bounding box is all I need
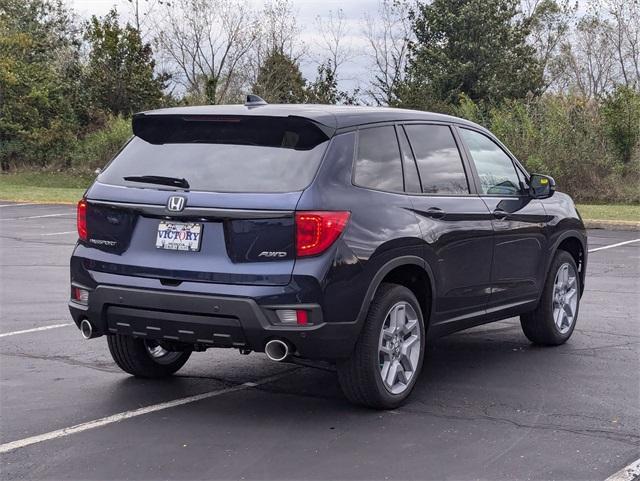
[354,126,404,192]
[404,125,469,194]
[460,128,522,196]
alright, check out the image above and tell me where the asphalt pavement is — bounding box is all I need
[0,202,638,481]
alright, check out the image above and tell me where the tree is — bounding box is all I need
[522,0,576,91]
[363,0,413,106]
[85,8,169,116]
[0,0,83,170]
[252,48,307,103]
[399,0,544,110]
[246,0,305,91]
[602,85,640,164]
[315,9,353,81]
[154,0,258,104]
[604,0,640,89]
[307,60,359,104]
[557,16,616,99]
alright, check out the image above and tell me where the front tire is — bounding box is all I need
[520,250,581,345]
[107,335,191,378]
[337,283,426,409]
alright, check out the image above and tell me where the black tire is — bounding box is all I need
[337,283,426,409]
[520,250,581,345]
[107,335,191,378]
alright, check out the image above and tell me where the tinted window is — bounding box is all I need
[354,126,403,192]
[404,125,469,194]
[397,127,422,193]
[98,116,329,193]
[460,128,521,196]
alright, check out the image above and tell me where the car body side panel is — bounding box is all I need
[408,196,494,324]
[295,131,424,327]
[480,196,549,308]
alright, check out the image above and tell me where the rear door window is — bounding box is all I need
[404,124,469,194]
[354,126,404,192]
[97,115,330,193]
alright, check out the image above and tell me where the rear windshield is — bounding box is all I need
[97,115,331,193]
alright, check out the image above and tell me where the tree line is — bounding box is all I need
[0,0,638,203]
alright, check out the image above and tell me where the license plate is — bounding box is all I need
[156,221,202,251]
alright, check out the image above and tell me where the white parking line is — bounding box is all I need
[0,323,72,338]
[0,369,296,454]
[0,203,36,208]
[2,213,71,221]
[39,231,76,236]
[588,238,640,253]
[605,457,640,481]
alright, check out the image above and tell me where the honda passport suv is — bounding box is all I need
[69,99,587,409]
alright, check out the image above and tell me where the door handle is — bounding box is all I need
[492,209,508,220]
[425,207,446,219]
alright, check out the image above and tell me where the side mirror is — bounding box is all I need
[529,173,556,199]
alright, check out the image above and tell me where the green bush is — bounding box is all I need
[454,94,640,204]
[601,86,640,165]
[69,115,132,172]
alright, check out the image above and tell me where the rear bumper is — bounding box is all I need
[68,285,359,361]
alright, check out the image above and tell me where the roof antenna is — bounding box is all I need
[245,94,268,107]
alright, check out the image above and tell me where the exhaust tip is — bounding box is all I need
[265,339,290,362]
[80,319,93,340]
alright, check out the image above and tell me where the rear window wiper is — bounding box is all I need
[123,175,190,189]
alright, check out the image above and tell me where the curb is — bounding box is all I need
[584,219,640,231]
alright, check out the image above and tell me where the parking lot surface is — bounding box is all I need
[1,203,638,480]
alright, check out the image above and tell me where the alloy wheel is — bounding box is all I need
[552,262,578,334]
[378,301,421,395]
[144,340,185,365]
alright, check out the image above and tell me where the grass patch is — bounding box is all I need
[1,171,639,223]
[0,171,92,204]
[576,204,640,222]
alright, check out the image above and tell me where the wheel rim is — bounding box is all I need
[552,262,578,334]
[378,301,421,395]
[144,340,184,365]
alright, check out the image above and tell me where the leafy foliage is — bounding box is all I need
[307,60,359,104]
[85,9,169,116]
[399,0,544,109]
[454,94,640,203]
[0,0,84,169]
[252,49,307,103]
[601,86,640,165]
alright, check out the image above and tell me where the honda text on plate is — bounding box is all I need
[69,98,587,409]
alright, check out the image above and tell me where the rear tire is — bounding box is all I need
[107,335,191,378]
[337,283,426,409]
[520,250,581,345]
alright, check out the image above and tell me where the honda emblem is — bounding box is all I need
[166,196,186,212]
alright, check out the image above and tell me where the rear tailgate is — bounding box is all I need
[83,188,301,286]
[79,114,332,286]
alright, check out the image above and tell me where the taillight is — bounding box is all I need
[77,199,87,241]
[295,211,350,257]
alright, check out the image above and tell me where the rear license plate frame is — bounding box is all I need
[156,221,203,252]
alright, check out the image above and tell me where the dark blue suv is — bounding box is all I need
[69,101,587,409]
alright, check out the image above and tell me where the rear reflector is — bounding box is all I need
[71,286,89,305]
[296,310,308,325]
[295,211,350,257]
[77,199,87,241]
[275,309,310,326]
